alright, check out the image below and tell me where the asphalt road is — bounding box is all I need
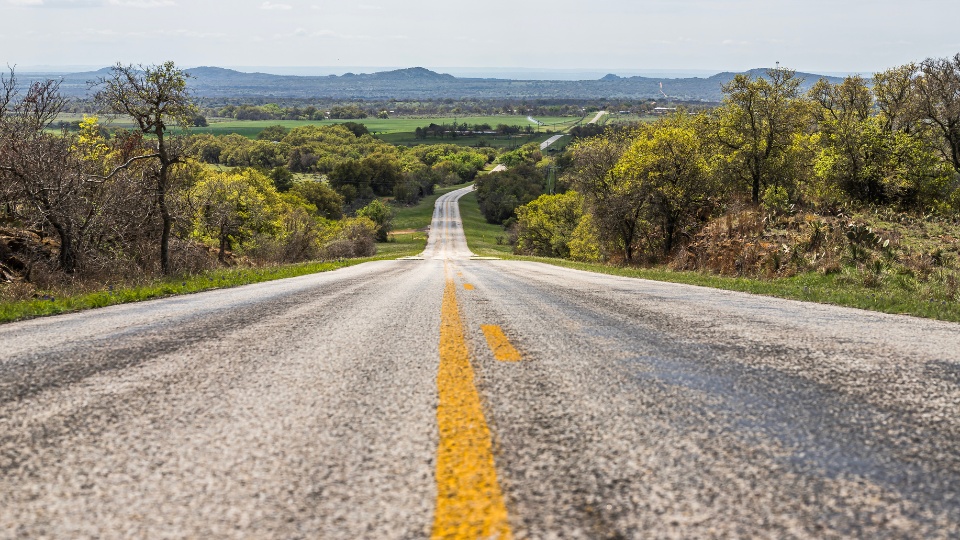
[2,185,960,538]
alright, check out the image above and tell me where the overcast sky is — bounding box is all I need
[3,0,959,76]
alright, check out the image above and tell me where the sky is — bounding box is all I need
[3,0,960,78]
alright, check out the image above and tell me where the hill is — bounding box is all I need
[21,66,845,101]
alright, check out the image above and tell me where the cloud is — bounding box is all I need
[7,0,102,7]
[260,1,291,9]
[108,0,176,6]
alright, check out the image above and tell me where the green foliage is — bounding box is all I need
[568,214,604,262]
[269,166,294,193]
[319,216,377,258]
[715,67,809,202]
[615,113,719,256]
[474,164,546,224]
[290,180,344,219]
[256,124,289,141]
[188,168,281,260]
[514,191,585,258]
[356,199,394,242]
[761,185,791,216]
[496,143,543,168]
[329,105,368,119]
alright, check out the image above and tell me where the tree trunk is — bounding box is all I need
[158,183,172,275]
[52,221,78,273]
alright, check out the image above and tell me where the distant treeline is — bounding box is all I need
[58,98,706,121]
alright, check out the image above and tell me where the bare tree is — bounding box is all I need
[915,54,960,174]
[94,61,197,274]
[0,71,91,272]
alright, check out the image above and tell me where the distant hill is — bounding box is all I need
[21,66,846,102]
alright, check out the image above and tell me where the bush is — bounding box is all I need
[319,217,377,259]
[569,214,604,262]
[356,199,393,242]
[514,191,584,257]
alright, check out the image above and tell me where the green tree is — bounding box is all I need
[189,169,278,262]
[257,124,289,142]
[568,130,641,261]
[616,114,718,256]
[474,164,545,224]
[873,63,919,133]
[269,166,295,193]
[514,191,585,258]
[291,180,344,219]
[715,67,809,203]
[356,198,393,242]
[94,61,198,274]
[916,54,960,174]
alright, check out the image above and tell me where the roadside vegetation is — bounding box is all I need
[468,55,960,322]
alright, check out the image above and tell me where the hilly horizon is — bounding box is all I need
[20,65,846,102]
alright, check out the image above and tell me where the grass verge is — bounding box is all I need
[457,191,513,257]
[456,190,960,323]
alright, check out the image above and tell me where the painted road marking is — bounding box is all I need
[433,265,512,540]
[480,325,522,363]
[463,284,475,290]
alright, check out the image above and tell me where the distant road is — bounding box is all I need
[539,134,565,150]
[587,110,608,124]
[2,185,960,537]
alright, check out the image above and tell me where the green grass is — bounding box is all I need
[187,115,582,139]
[456,191,512,256]
[454,189,960,323]
[0,254,403,324]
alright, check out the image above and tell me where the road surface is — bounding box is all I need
[539,135,565,150]
[587,110,608,124]
[2,185,960,538]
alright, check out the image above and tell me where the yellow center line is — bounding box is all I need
[433,263,512,540]
[463,284,475,290]
[480,326,523,363]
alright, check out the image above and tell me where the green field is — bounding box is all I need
[190,115,582,138]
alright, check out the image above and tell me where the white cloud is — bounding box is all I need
[260,1,291,9]
[7,0,102,6]
[108,0,176,6]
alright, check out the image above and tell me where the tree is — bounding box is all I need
[715,67,809,203]
[474,164,545,224]
[291,180,344,219]
[514,191,585,257]
[568,130,640,261]
[94,61,198,274]
[615,114,718,256]
[355,199,393,242]
[915,54,960,174]
[189,169,278,262]
[873,63,919,133]
[1,74,100,272]
[257,124,289,142]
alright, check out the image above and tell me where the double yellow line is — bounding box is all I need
[432,264,517,539]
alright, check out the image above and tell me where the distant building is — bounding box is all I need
[652,107,678,115]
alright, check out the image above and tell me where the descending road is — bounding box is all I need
[2,185,960,538]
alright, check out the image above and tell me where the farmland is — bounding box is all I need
[53,112,591,147]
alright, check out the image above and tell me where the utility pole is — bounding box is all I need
[547,165,558,195]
